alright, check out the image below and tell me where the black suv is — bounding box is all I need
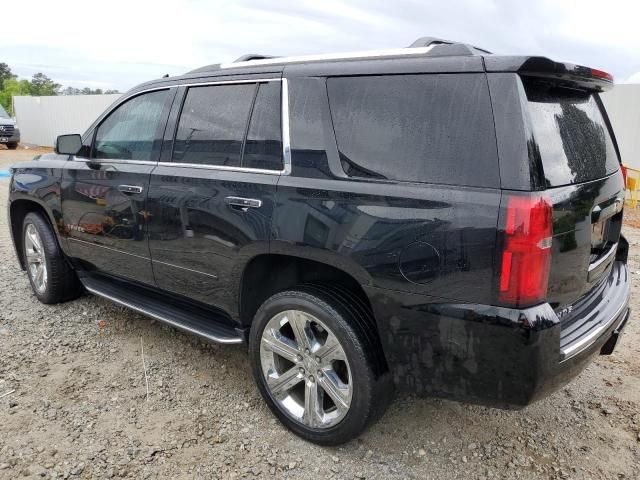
[7,37,631,445]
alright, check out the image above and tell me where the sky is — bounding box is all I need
[1,0,639,92]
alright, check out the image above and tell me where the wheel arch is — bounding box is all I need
[9,198,60,270]
[238,253,375,328]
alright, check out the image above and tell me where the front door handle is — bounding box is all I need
[118,185,144,195]
[225,196,262,211]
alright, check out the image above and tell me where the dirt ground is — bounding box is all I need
[0,147,639,479]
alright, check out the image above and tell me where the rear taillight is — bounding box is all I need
[499,194,553,307]
[621,164,628,186]
[591,68,614,83]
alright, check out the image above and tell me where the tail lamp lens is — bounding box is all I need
[591,68,614,83]
[499,195,553,307]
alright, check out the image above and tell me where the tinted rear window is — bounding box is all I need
[327,74,499,187]
[524,83,619,187]
[173,84,255,167]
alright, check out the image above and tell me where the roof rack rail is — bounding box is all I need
[191,37,491,72]
[408,37,456,48]
[233,54,279,63]
[409,36,492,55]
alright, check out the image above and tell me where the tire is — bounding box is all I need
[249,285,393,445]
[7,143,18,150]
[22,211,82,304]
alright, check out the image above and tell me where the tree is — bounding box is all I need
[0,62,16,90]
[61,86,118,95]
[30,73,61,96]
[0,78,32,114]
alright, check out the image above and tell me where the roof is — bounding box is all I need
[128,36,613,94]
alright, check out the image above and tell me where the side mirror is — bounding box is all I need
[55,134,83,155]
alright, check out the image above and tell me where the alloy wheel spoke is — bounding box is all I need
[28,230,41,252]
[34,265,45,288]
[315,333,343,363]
[288,311,312,351]
[318,370,351,411]
[26,250,42,264]
[261,329,300,363]
[267,366,304,398]
[303,379,322,427]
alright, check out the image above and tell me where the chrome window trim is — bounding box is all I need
[79,77,290,175]
[72,157,158,166]
[155,77,291,176]
[219,46,437,69]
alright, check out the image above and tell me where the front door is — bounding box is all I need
[61,88,175,285]
[146,79,284,316]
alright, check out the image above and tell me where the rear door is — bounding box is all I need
[61,89,174,285]
[519,78,624,309]
[146,79,283,316]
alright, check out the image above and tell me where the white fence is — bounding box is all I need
[13,94,121,147]
[602,84,640,169]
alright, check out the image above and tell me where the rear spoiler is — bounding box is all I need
[484,56,614,92]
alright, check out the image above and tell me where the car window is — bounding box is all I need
[173,84,255,167]
[327,74,499,188]
[523,82,619,187]
[243,82,283,171]
[0,104,9,118]
[94,90,170,161]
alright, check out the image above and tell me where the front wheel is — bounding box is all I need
[22,211,82,304]
[249,286,393,445]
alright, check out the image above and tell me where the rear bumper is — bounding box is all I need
[366,260,630,408]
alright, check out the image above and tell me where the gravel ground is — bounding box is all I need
[0,147,639,479]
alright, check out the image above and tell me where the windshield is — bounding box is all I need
[524,81,619,187]
[0,105,9,118]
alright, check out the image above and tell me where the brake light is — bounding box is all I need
[621,164,627,186]
[591,68,614,83]
[499,195,553,307]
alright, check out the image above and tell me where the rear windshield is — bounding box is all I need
[524,82,619,187]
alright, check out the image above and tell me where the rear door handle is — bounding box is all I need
[118,185,144,195]
[224,196,262,211]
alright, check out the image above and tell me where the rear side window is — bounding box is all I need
[524,83,619,187]
[327,74,499,187]
[244,82,283,171]
[173,84,255,166]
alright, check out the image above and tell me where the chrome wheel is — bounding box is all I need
[24,224,47,294]
[260,310,352,429]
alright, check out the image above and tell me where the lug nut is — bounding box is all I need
[309,375,315,383]
[299,367,305,374]
[317,370,323,378]
[296,354,303,362]
[315,356,321,363]
[304,348,310,355]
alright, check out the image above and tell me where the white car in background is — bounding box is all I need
[0,104,20,149]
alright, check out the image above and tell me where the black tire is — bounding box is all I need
[7,143,18,150]
[249,285,393,445]
[22,211,82,304]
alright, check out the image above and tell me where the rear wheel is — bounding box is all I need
[22,211,82,304]
[249,286,393,445]
[7,143,18,150]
